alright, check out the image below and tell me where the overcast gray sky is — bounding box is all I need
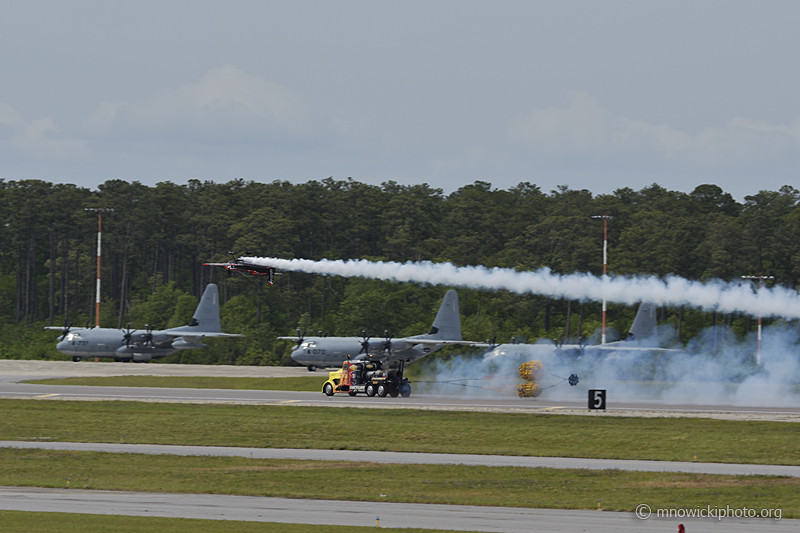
[1,1,799,199]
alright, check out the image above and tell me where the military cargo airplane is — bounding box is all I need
[281,290,479,371]
[483,302,680,362]
[204,251,276,284]
[47,284,242,362]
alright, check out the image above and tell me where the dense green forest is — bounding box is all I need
[1,178,797,365]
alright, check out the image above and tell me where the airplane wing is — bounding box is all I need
[203,263,229,266]
[161,330,244,338]
[401,340,487,348]
[589,345,682,353]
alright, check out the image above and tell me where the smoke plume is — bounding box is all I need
[249,257,800,319]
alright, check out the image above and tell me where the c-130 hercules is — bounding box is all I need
[281,290,481,371]
[47,284,242,362]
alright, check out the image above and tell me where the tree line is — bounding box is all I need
[1,177,797,364]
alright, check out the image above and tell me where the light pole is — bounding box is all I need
[591,215,613,344]
[85,207,114,327]
[741,274,774,365]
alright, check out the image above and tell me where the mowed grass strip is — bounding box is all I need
[1,449,798,516]
[2,399,799,464]
[0,510,463,533]
[26,375,323,391]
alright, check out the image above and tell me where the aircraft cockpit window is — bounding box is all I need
[65,333,80,341]
[300,341,316,349]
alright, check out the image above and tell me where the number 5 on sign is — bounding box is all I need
[589,389,606,410]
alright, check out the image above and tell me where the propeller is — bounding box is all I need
[382,329,393,356]
[485,334,497,350]
[57,318,73,341]
[358,329,371,355]
[142,324,156,347]
[122,323,137,348]
[296,328,306,346]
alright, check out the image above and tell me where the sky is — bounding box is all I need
[1,1,799,199]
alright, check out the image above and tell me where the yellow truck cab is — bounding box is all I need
[322,359,411,398]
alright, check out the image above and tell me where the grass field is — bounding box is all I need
[26,375,323,391]
[0,511,465,533]
[1,399,799,464]
[1,449,797,516]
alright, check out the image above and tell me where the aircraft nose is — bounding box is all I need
[290,350,302,363]
[55,341,72,355]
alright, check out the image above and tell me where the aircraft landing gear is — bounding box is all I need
[307,365,317,372]
[72,356,81,362]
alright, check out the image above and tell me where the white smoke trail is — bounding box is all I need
[248,257,800,319]
[411,326,800,407]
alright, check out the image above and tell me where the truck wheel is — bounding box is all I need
[389,386,399,398]
[323,383,334,396]
[348,390,358,397]
[400,383,411,398]
[365,383,376,397]
[377,384,388,397]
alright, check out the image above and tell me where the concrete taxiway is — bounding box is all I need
[0,486,793,532]
[0,361,798,422]
[2,440,797,477]
[1,360,797,531]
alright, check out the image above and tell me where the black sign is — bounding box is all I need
[588,389,606,410]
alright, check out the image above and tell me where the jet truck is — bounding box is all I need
[322,359,411,398]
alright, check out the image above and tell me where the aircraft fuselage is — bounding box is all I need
[289,337,440,368]
[55,329,178,361]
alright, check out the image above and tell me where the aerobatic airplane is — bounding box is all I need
[204,252,276,284]
[47,284,242,362]
[280,290,481,371]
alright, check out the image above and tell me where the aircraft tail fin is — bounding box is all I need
[190,283,222,332]
[163,284,222,335]
[425,290,462,341]
[627,302,658,346]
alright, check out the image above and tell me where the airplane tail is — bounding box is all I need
[164,284,222,334]
[423,290,462,341]
[627,302,658,346]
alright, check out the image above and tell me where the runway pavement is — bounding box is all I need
[0,359,311,380]
[0,486,792,532]
[1,440,797,477]
[1,361,799,421]
[1,361,797,531]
